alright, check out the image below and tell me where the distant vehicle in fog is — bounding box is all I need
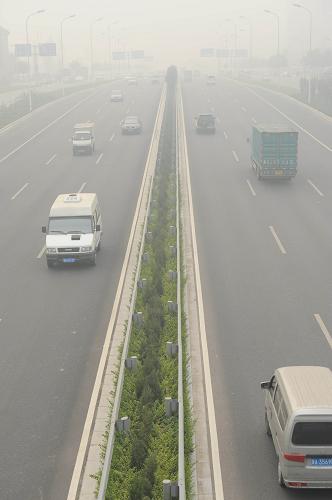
[121,115,142,134]
[195,113,216,134]
[206,75,216,85]
[110,89,124,102]
[72,122,95,155]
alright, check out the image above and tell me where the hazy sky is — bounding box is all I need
[0,0,331,69]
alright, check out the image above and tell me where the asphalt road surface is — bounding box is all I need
[0,79,161,500]
[182,77,332,500]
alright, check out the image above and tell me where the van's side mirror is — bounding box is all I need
[42,226,46,233]
[96,224,101,232]
[260,381,270,390]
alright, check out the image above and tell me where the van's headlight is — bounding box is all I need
[81,246,92,253]
[47,248,57,254]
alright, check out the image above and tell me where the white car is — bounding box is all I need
[110,90,124,102]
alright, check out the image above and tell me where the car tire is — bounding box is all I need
[278,461,285,488]
[47,259,55,268]
[265,412,272,437]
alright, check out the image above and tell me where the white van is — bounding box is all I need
[261,366,332,489]
[42,193,102,267]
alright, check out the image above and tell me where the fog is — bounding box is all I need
[0,0,331,70]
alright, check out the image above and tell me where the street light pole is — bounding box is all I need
[293,3,312,53]
[264,9,280,57]
[90,17,103,82]
[239,15,253,65]
[25,9,45,113]
[60,14,76,97]
[107,22,118,81]
[225,19,238,77]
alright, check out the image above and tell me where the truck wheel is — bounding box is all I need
[278,461,285,488]
[47,259,55,268]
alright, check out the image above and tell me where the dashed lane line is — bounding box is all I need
[241,106,247,112]
[11,182,29,200]
[269,225,287,255]
[78,182,87,193]
[232,150,239,163]
[45,154,57,165]
[37,245,46,259]
[314,314,332,350]
[307,179,324,197]
[252,117,257,124]
[96,153,104,165]
[108,133,115,142]
[246,179,256,196]
[223,131,228,140]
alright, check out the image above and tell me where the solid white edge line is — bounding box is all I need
[307,179,324,197]
[180,91,225,499]
[11,182,29,200]
[78,182,87,193]
[246,179,256,196]
[223,131,228,140]
[96,153,103,165]
[269,225,287,255]
[45,154,57,165]
[66,86,166,500]
[314,314,332,349]
[37,245,46,259]
[249,88,332,153]
[0,91,105,165]
[232,150,239,163]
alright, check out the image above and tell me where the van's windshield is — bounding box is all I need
[48,216,93,234]
[292,422,332,446]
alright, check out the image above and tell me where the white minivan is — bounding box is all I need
[261,366,332,489]
[42,193,102,267]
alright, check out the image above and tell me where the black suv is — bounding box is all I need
[195,114,216,134]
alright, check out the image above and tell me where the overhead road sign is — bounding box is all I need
[15,44,31,57]
[39,43,57,56]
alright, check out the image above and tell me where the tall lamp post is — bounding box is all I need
[108,21,118,81]
[293,3,312,53]
[264,9,280,57]
[239,15,253,65]
[90,17,103,81]
[60,14,76,96]
[25,9,45,112]
[225,18,238,77]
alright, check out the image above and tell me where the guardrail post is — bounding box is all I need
[115,416,131,433]
[165,397,179,417]
[168,270,177,281]
[168,301,178,313]
[166,341,178,357]
[125,356,138,370]
[142,252,149,263]
[133,311,143,326]
[169,225,176,236]
[169,245,177,257]
[163,480,179,499]
[146,231,153,242]
[137,278,147,288]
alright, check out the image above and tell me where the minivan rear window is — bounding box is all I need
[292,422,332,446]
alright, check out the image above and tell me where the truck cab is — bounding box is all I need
[72,122,95,155]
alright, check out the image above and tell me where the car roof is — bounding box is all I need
[125,115,139,120]
[276,366,332,411]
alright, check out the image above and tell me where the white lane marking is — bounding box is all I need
[252,117,257,124]
[0,92,102,165]
[241,106,247,112]
[179,92,224,498]
[223,131,228,140]
[45,154,56,165]
[11,182,29,200]
[216,117,221,124]
[307,179,324,197]
[269,225,287,254]
[232,150,239,163]
[249,88,332,153]
[78,182,87,193]
[96,153,103,165]
[314,314,332,349]
[67,87,167,500]
[108,133,115,142]
[37,245,46,259]
[246,179,256,196]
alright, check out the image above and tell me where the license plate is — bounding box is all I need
[275,170,284,176]
[63,258,76,263]
[310,457,332,467]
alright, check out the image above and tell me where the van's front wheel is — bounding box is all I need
[278,461,285,488]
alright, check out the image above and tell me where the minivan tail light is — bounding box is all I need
[284,453,305,463]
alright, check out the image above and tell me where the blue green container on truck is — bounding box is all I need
[251,124,298,179]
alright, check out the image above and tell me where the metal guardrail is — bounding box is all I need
[97,86,167,500]
[175,87,186,499]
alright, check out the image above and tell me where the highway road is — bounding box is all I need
[0,80,161,500]
[182,78,332,499]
